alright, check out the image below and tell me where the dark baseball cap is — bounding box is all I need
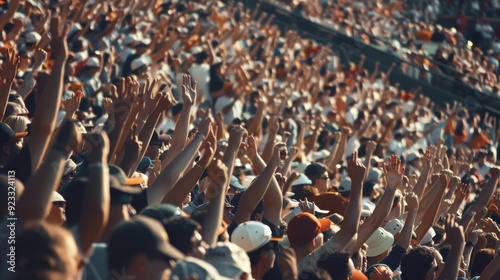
[0,123,27,145]
[108,216,185,269]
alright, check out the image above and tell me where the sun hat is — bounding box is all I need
[287,212,331,246]
[108,164,144,194]
[365,227,394,257]
[230,221,282,253]
[204,242,251,279]
[420,227,436,245]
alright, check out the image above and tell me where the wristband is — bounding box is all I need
[465,241,475,248]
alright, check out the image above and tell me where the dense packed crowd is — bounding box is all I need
[270,0,500,95]
[0,0,500,280]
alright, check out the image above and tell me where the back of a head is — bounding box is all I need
[4,115,30,133]
[163,216,200,255]
[470,248,495,277]
[317,251,351,280]
[16,222,78,280]
[401,246,434,280]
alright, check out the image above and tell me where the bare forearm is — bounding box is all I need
[438,245,464,280]
[469,175,499,214]
[162,165,204,206]
[413,166,430,200]
[396,209,417,249]
[262,132,277,163]
[162,105,192,167]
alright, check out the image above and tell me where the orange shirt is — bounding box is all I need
[415,29,432,41]
[469,133,489,150]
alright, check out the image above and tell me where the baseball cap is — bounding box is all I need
[171,257,223,280]
[25,31,41,43]
[62,159,78,177]
[292,201,329,216]
[231,221,282,253]
[366,168,383,183]
[290,161,310,173]
[109,164,144,194]
[85,57,100,68]
[384,219,403,236]
[365,227,394,257]
[292,174,313,186]
[304,162,328,182]
[204,242,252,279]
[140,203,183,223]
[309,149,330,162]
[131,56,149,71]
[0,123,27,146]
[230,176,245,191]
[51,191,66,203]
[339,177,352,192]
[309,193,348,216]
[107,216,184,268]
[287,212,331,246]
[420,227,436,245]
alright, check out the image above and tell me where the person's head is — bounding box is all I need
[16,222,81,280]
[83,57,101,76]
[305,162,330,193]
[170,257,222,280]
[470,248,495,277]
[107,216,184,280]
[231,221,280,275]
[204,242,252,280]
[46,192,66,225]
[163,216,208,258]
[287,212,331,251]
[4,115,30,134]
[477,149,488,165]
[338,177,352,198]
[366,228,394,266]
[0,122,27,165]
[317,251,355,280]
[401,246,437,280]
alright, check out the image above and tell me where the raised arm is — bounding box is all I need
[78,131,110,254]
[0,49,19,121]
[27,17,69,172]
[339,152,365,254]
[17,121,80,227]
[0,0,20,31]
[438,214,465,280]
[466,167,500,215]
[148,116,212,205]
[395,192,419,250]
[161,75,197,168]
[201,159,229,246]
[413,148,433,200]
[350,155,403,255]
[415,174,448,244]
[162,126,217,206]
[234,142,284,224]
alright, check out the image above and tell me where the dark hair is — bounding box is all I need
[470,248,495,277]
[247,241,275,267]
[401,246,435,280]
[317,251,351,280]
[362,181,376,197]
[163,216,200,255]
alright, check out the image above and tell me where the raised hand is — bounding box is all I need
[271,142,287,167]
[383,155,405,189]
[0,48,19,86]
[62,90,83,117]
[82,130,110,163]
[298,198,315,215]
[33,48,47,67]
[268,116,280,134]
[366,140,377,154]
[246,135,258,161]
[182,74,197,106]
[422,148,433,170]
[228,125,248,150]
[148,156,162,186]
[49,16,70,61]
[348,151,367,185]
[444,214,465,245]
[454,182,470,203]
[141,77,160,112]
[405,192,419,211]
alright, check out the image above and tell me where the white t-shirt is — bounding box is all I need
[189,63,211,103]
[214,95,243,126]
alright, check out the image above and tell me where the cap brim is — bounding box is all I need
[9,132,28,142]
[270,236,284,242]
[159,242,185,260]
[318,218,332,232]
[315,209,330,214]
[126,177,144,186]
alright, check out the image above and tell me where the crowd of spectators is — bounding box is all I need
[269,0,500,96]
[0,0,500,280]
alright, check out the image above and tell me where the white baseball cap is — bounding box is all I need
[231,221,281,253]
[292,174,313,186]
[131,57,149,71]
[51,191,66,203]
[292,201,329,215]
[384,219,403,236]
[339,177,352,192]
[25,31,41,44]
[85,57,100,68]
[366,227,394,257]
